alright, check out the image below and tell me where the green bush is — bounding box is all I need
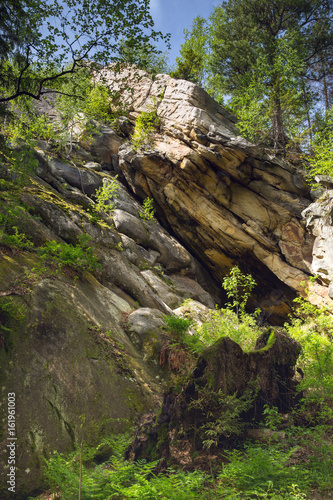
[306,109,333,182]
[42,433,210,500]
[285,297,333,400]
[216,443,307,499]
[94,176,119,215]
[189,307,261,356]
[131,105,160,151]
[222,265,258,318]
[0,206,34,250]
[140,197,156,221]
[38,236,101,275]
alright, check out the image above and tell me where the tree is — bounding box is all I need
[0,0,168,103]
[170,16,208,86]
[173,1,333,148]
[207,0,333,148]
[118,38,169,75]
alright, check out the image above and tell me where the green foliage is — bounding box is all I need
[173,0,333,149]
[164,305,261,360]
[0,0,168,103]
[139,197,156,221]
[192,308,260,355]
[38,235,101,275]
[94,176,120,215]
[222,266,257,317]
[0,134,39,182]
[7,109,56,145]
[3,69,119,158]
[131,104,161,151]
[262,405,284,431]
[192,388,254,450]
[0,205,33,249]
[118,38,169,75]
[216,443,307,499]
[170,16,208,86]
[164,314,193,341]
[43,433,210,500]
[306,108,333,181]
[285,297,333,400]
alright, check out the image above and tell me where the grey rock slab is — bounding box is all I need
[48,157,102,196]
[79,122,123,167]
[126,307,166,340]
[113,209,149,245]
[141,270,184,309]
[169,275,215,309]
[147,225,192,272]
[84,161,103,171]
[125,308,167,369]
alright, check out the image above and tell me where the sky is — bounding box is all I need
[149,0,220,68]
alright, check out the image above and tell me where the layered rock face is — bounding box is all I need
[2,67,333,497]
[0,139,218,496]
[98,67,317,322]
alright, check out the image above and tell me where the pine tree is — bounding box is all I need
[207,0,333,148]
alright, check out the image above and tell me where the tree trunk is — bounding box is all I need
[271,95,289,149]
[322,61,329,114]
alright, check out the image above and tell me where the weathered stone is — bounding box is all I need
[141,270,184,309]
[96,248,171,313]
[314,174,333,188]
[20,193,83,243]
[302,193,333,284]
[0,256,161,496]
[118,115,135,136]
[47,157,102,196]
[173,299,210,326]
[329,281,333,299]
[84,161,103,171]
[125,308,166,369]
[147,224,192,272]
[97,67,316,316]
[168,275,215,309]
[113,209,149,245]
[279,221,313,273]
[79,121,123,167]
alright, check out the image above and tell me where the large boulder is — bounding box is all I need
[0,255,161,498]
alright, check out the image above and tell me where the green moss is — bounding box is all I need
[253,330,276,354]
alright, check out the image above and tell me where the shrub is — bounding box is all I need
[43,433,210,500]
[285,299,333,400]
[222,265,257,317]
[216,443,307,499]
[0,206,34,250]
[140,197,156,221]
[131,103,160,151]
[38,235,101,275]
[94,176,119,215]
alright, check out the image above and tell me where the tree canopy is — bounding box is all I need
[173,0,333,149]
[0,0,168,102]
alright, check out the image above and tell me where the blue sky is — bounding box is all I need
[149,0,220,68]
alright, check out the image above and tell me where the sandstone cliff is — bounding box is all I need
[97,67,327,322]
[1,68,333,497]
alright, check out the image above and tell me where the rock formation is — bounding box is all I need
[97,67,321,322]
[0,142,218,496]
[1,66,333,497]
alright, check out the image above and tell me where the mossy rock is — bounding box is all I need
[0,255,162,498]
